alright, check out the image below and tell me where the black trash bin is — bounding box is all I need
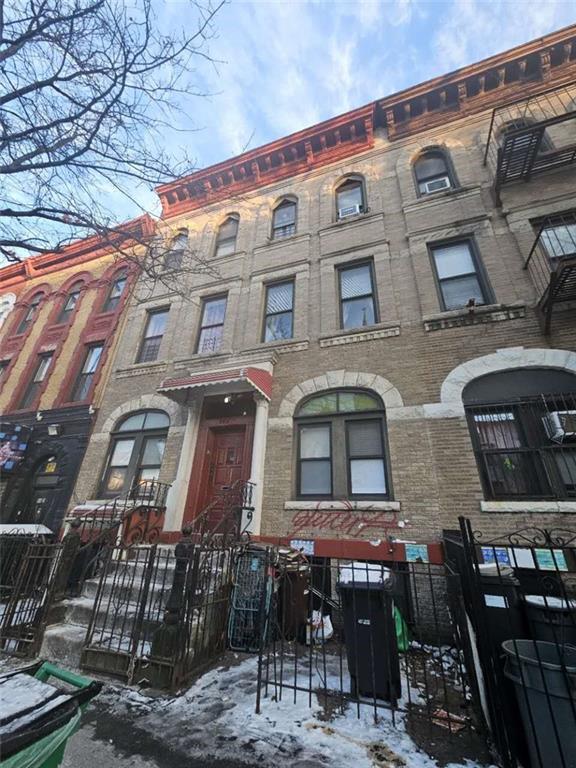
[502,639,576,768]
[524,595,576,646]
[478,564,527,652]
[337,562,401,703]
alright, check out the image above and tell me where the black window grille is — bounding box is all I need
[466,392,576,500]
[137,308,169,363]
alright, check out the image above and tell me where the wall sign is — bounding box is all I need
[290,539,315,556]
[405,544,429,563]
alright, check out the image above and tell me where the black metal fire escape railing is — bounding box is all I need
[483,83,576,196]
[524,210,576,333]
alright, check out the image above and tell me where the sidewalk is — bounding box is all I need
[60,654,496,768]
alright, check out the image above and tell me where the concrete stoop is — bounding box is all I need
[41,552,176,671]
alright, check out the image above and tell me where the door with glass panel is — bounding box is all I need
[100,410,169,498]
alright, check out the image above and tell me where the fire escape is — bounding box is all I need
[484,83,576,200]
[524,211,576,334]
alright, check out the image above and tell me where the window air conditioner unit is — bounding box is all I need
[542,410,576,443]
[338,204,362,219]
[424,177,451,194]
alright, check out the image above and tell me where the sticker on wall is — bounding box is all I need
[290,539,315,556]
[485,595,508,609]
[534,549,569,572]
[481,547,511,566]
[405,544,429,563]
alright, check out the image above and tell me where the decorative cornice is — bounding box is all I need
[157,25,576,219]
[319,325,400,348]
[423,304,526,332]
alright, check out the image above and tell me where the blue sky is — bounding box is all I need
[127,0,576,216]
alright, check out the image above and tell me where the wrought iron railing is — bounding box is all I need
[466,393,576,500]
[188,479,255,545]
[483,83,576,191]
[524,210,576,302]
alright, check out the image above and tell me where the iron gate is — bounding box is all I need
[445,517,576,768]
[0,538,63,658]
[81,539,239,689]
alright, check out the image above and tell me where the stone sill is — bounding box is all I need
[481,500,576,514]
[285,500,400,512]
[319,210,384,236]
[173,351,232,370]
[254,233,311,255]
[116,362,168,378]
[423,303,525,332]
[319,323,400,348]
[403,185,481,213]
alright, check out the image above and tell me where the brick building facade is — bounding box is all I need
[0,218,153,531]
[67,26,576,557]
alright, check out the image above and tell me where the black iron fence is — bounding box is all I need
[445,519,576,768]
[0,537,63,658]
[466,392,576,501]
[255,551,486,754]
[80,537,239,690]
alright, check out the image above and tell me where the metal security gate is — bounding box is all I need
[81,540,238,690]
[0,539,63,657]
[445,518,576,768]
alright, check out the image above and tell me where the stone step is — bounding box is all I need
[40,623,87,670]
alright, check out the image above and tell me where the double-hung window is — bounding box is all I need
[414,150,454,195]
[16,294,42,335]
[296,390,389,499]
[197,296,227,354]
[263,281,294,342]
[339,262,377,330]
[539,213,576,265]
[57,285,82,324]
[0,360,8,380]
[336,179,365,219]
[102,271,127,312]
[215,217,238,257]
[430,240,490,311]
[19,353,53,409]
[272,201,296,239]
[137,308,168,363]
[70,344,103,402]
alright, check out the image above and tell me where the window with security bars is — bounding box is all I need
[272,200,296,239]
[263,281,294,342]
[296,389,389,499]
[137,308,169,363]
[466,393,576,500]
[70,344,103,402]
[430,240,490,311]
[338,262,377,330]
[19,352,53,409]
[215,216,239,257]
[538,212,576,264]
[57,284,82,324]
[197,295,227,354]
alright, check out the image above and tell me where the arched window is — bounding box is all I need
[100,410,169,497]
[164,229,188,271]
[15,292,43,335]
[102,269,128,313]
[295,389,389,499]
[464,369,576,501]
[215,215,239,257]
[56,282,83,324]
[272,199,297,239]
[414,149,454,195]
[336,177,365,220]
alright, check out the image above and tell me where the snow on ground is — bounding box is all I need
[98,654,497,768]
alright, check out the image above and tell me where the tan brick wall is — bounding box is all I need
[68,106,576,543]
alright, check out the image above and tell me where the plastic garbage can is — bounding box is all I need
[337,562,401,703]
[502,639,576,768]
[524,595,576,646]
[478,564,527,652]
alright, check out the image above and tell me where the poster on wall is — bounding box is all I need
[0,424,31,472]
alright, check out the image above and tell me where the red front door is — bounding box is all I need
[185,421,253,529]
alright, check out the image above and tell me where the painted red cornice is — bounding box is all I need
[0,214,156,290]
[157,24,576,219]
